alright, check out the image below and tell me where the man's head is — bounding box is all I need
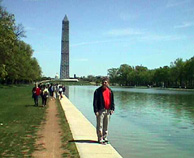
[101,77,109,89]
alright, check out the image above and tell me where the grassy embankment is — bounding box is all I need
[0,85,79,157]
[55,99,80,158]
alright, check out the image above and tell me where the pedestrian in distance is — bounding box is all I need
[93,77,115,144]
[62,85,66,95]
[48,84,52,96]
[42,85,49,106]
[53,84,56,98]
[56,84,59,98]
[40,84,44,105]
[59,85,63,99]
[51,83,54,97]
[32,84,41,106]
[53,84,59,99]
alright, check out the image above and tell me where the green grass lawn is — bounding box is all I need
[0,85,46,157]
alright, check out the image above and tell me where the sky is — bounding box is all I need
[2,0,194,78]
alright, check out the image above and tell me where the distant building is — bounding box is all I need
[55,73,59,79]
[60,15,69,79]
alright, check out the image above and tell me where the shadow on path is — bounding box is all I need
[69,140,99,144]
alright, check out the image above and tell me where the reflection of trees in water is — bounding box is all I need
[168,95,194,120]
[115,91,194,123]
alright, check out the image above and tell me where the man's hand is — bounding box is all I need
[95,112,99,116]
[110,110,114,115]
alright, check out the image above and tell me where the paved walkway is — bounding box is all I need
[59,95,122,158]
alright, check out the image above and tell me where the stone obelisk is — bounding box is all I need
[60,15,69,79]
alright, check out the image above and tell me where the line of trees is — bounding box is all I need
[0,2,42,84]
[108,57,194,88]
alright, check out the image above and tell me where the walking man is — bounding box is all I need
[32,84,41,106]
[93,78,115,144]
[42,85,49,106]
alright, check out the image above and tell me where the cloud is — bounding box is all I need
[106,28,144,37]
[70,39,124,47]
[166,0,190,8]
[174,22,194,28]
[107,27,186,41]
[71,28,185,48]
[140,34,185,41]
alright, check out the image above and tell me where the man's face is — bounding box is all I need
[102,80,108,88]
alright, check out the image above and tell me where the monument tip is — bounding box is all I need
[63,15,69,21]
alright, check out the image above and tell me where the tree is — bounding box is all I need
[14,23,26,39]
[117,64,133,86]
[0,2,42,83]
[170,58,185,87]
[184,57,194,88]
[107,68,119,85]
[134,65,148,86]
[0,4,16,80]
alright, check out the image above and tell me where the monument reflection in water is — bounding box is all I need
[68,86,194,158]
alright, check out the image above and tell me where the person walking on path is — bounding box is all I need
[93,78,115,144]
[42,85,49,106]
[56,84,59,98]
[59,85,63,99]
[32,84,41,106]
[53,84,58,99]
[62,85,66,95]
[48,84,52,97]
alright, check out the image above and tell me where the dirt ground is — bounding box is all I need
[32,98,64,158]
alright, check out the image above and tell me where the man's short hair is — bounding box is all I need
[102,77,109,83]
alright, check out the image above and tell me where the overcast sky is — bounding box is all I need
[2,0,194,77]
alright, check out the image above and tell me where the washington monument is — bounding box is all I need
[60,15,69,79]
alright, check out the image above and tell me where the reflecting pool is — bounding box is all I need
[68,86,194,158]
